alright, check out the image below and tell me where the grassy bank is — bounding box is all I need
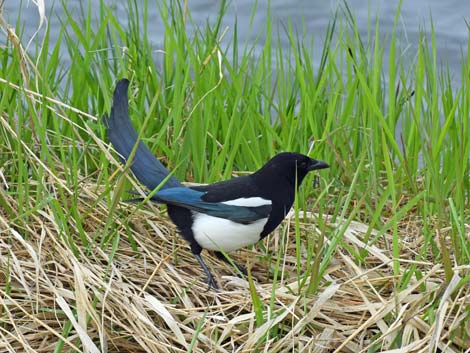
[0,0,469,351]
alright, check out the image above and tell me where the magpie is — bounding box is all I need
[103,79,329,289]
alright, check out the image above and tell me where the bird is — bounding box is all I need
[103,79,329,289]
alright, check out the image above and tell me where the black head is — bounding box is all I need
[253,152,329,188]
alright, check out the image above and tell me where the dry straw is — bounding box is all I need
[1,184,469,352]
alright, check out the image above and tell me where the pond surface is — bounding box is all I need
[3,0,469,83]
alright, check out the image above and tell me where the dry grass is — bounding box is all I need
[1,174,469,352]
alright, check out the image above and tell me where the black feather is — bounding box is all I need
[103,79,181,190]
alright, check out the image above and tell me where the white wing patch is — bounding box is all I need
[221,197,271,207]
[192,213,268,252]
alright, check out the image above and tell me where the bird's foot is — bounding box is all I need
[195,254,219,291]
[205,273,219,291]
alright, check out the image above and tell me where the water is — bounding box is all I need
[3,0,469,82]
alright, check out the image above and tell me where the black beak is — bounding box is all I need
[308,159,329,171]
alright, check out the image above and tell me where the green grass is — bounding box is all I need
[1,0,469,351]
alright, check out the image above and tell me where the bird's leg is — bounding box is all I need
[214,251,247,277]
[194,254,219,290]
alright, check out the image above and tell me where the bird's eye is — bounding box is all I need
[299,161,308,168]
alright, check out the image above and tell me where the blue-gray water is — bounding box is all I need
[3,1,469,83]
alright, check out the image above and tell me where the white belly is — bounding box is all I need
[192,213,268,252]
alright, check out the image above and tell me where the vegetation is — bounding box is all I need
[0,0,469,351]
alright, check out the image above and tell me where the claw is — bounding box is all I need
[195,254,219,290]
[205,273,219,292]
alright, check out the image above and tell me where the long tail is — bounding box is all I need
[103,79,182,190]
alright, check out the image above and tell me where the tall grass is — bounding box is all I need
[0,0,469,351]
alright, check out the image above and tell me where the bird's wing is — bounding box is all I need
[192,175,263,202]
[153,187,272,224]
[103,79,182,190]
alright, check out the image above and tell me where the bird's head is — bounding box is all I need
[253,152,329,188]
